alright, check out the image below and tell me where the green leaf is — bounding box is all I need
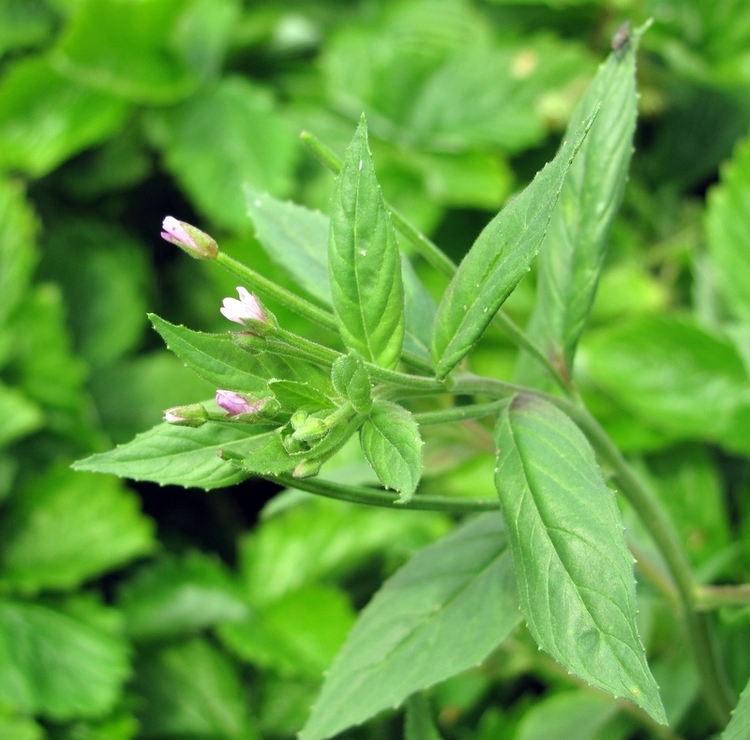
[515,691,625,740]
[40,221,150,367]
[239,496,450,606]
[0,465,154,593]
[520,29,641,381]
[0,56,128,178]
[493,394,666,724]
[247,189,331,306]
[328,117,405,369]
[299,513,519,740]
[431,113,595,379]
[268,380,334,412]
[150,77,296,230]
[246,190,434,365]
[706,130,750,324]
[0,382,43,447]
[405,694,443,740]
[218,583,355,679]
[54,0,198,104]
[73,421,263,490]
[0,177,37,328]
[360,400,422,503]
[117,551,248,641]
[722,676,750,740]
[88,350,214,445]
[0,599,130,720]
[132,637,251,739]
[331,353,372,414]
[242,430,297,476]
[150,314,327,393]
[0,0,54,58]
[580,316,750,456]
[0,707,44,740]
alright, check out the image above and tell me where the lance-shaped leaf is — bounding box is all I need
[150,314,329,392]
[247,190,434,365]
[328,117,405,369]
[360,401,422,503]
[431,113,595,379]
[74,422,268,490]
[518,25,643,384]
[493,395,666,724]
[300,513,519,740]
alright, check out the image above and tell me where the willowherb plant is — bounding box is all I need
[75,23,750,739]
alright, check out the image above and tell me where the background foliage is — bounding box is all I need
[2,0,750,738]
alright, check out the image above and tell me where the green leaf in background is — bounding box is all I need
[0,382,43,447]
[300,513,519,740]
[331,353,372,414]
[0,598,130,720]
[0,465,154,594]
[360,400,422,503]
[328,117,405,369]
[405,694,443,740]
[431,113,595,379]
[0,0,55,59]
[247,189,332,306]
[0,706,44,740]
[132,637,253,740]
[150,314,328,394]
[706,128,750,324]
[493,395,666,724]
[722,676,750,740]
[40,221,150,367]
[117,551,248,641]
[150,77,296,230]
[514,690,628,740]
[0,56,128,178]
[240,496,450,607]
[88,349,215,445]
[218,583,355,679]
[519,27,641,382]
[0,178,37,328]
[54,0,199,104]
[580,316,750,456]
[73,420,262,490]
[52,712,139,740]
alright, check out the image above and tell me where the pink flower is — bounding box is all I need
[161,216,218,259]
[216,390,256,416]
[220,287,267,326]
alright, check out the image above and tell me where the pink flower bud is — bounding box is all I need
[161,216,218,260]
[215,389,256,416]
[220,287,267,326]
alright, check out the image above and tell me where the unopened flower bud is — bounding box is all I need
[164,403,208,427]
[290,410,308,430]
[220,287,277,335]
[254,396,282,420]
[161,216,217,260]
[293,458,322,480]
[216,389,256,416]
[291,417,328,444]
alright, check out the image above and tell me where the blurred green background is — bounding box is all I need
[2,0,750,738]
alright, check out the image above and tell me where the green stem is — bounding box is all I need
[564,402,735,726]
[216,252,339,332]
[414,401,508,426]
[272,474,501,513]
[694,584,750,611]
[274,329,341,366]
